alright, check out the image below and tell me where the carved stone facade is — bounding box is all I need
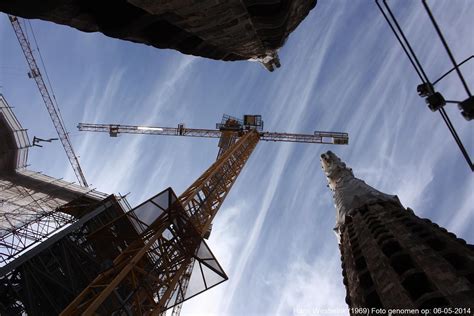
[321,151,474,312]
[0,0,317,70]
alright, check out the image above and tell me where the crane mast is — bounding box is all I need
[61,129,259,315]
[62,115,348,315]
[172,122,241,316]
[9,16,88,187]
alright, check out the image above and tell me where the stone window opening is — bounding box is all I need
[355,256,367,271]
[381,240,402,257]
[359,271,374,289]
[443,252,468,270]
[390,253,415,275]
[364,289,383,308]
[402,272,434,301]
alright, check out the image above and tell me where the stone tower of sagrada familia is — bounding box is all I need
[320,151,474,312]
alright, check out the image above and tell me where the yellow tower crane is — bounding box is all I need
[61,115,348,315]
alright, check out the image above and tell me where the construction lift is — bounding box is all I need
[60,115,348,316]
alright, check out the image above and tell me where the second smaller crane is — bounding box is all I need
[9,15,89,186]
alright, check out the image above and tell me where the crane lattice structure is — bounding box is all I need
[8,15,89,186]
[61,115,348,315]
[78,115,349,145]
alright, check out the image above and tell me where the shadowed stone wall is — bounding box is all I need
[0,0,316,64]
[340,200,474,311]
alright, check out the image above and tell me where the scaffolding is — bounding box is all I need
[0,96,107,267]
[0,96,132,315]
[0,194,136,315]
[0,170,108,266]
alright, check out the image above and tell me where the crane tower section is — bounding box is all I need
[61,128,259,315]
[63,115,348,315]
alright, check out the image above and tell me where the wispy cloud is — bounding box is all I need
[220,146,292,314]
[274,249,347,316]
[3,1,472,315]
[180,201,246,316]
[71,56,198,197]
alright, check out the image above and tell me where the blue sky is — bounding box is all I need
[0,1,473,315]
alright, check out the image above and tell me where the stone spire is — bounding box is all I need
[320,151,474,310]
[320,151,400,235]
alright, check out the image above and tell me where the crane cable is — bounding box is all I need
[421,0,472,98]
[26,20,70,138]
[375,0,473,171]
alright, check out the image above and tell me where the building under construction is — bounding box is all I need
[0,0,318,71]
[320,151,474,311]
[0,95,230,316]
[1,93,349,315]
[0,94,145,314]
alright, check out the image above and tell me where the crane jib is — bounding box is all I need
[78,122,349,145]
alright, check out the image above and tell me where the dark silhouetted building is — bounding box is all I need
[0,0,318,71]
